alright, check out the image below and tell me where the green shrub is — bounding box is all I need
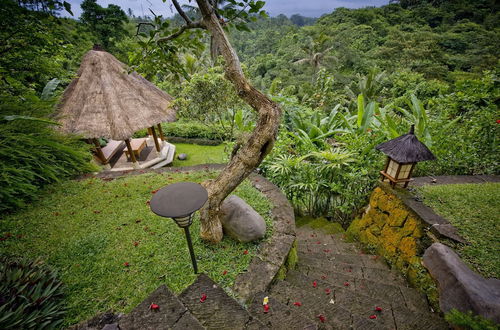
[0,256,66,329]
[417,71,500,176]
[0,93,96,213]
[162,120,230,141]
[444,309,499,330]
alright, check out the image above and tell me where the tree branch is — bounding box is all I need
[135,22,155,36]
[172,0,192,24]
[156,21,205,43]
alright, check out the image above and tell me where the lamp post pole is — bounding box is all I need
[150,182,208,275]
[183,225,198,274]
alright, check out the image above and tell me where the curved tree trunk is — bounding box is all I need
[196,0,282,243]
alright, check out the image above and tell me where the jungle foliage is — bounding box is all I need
[0,0,96,213]
[0,0,498,223]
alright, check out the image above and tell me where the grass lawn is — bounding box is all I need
[172,143,228,167]
[418,183,500,279]
[0,170,272,326]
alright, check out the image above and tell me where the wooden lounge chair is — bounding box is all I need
[98,139,124,164]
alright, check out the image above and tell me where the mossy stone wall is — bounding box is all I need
[347,184,438,307]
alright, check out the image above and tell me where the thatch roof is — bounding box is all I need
[57,47,176,140]
[376,125,436,163]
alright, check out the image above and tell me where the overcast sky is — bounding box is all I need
[64,0,390,19]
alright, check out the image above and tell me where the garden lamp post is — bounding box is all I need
[376,125,436,188]
[150,182,208,274]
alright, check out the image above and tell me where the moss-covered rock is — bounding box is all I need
[347,183,440,311]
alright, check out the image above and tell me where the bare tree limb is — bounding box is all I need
[156,21,205,43]
[135,22,155,36]
[172,0,192,24]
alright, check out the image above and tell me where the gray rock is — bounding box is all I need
[423,243,500,323]
[101,324,119,330]
[220,195,266,243]
[119,285,203,330]
[177,153,187,160]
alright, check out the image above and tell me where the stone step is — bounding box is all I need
[248,292,318,330]
[297,241,359,255]
[281,270,446,329]
[276,275,444,330]
[297,256,409,288]
[178,274,267,330]
[119,285,205,330]
[298,250,389,270]
[296,226,345,238]
[296,257,431,314]
[269,280,382,329]
[285,269,407,314]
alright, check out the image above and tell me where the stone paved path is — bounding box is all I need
[248,224,449,329]
[80,224,448,330]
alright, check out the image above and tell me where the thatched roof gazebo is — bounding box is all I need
[57,46,176,168]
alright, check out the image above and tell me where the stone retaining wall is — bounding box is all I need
[347,183,439,306]
[347,181,500,322]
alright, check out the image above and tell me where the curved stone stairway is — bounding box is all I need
[247,225,448,329]
[78,224,448,330]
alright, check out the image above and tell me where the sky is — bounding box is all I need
[64,0,390,19]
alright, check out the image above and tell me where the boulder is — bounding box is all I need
[423,243,500,323]
[220,195,266,243]
[177,153,188,160]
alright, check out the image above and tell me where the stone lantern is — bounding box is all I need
[376,125,435,188]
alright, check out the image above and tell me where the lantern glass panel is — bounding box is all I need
[398,164,413,179]
[386,159,399,178]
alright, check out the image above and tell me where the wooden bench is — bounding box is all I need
[123,138,147,159]
[99,140,124,164]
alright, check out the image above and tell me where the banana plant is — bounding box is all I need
[356,94,378,134]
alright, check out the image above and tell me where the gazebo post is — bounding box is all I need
[125,138,140,169]
[157,123,165,141]
[92,138,110,169]
[150,126,161,153]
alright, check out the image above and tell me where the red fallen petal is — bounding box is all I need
[343,282,349,286]
[369,315,377,319]
[323,249,330,253]
[375,307,383,312]
[133,242,139,247]
[200,294,207,303]
[293,302,302,307]
[243,250,249,255]
[124,262,130,267]
[223,270,228,275]
[312,281,317,288]
[348,269,352,273]
[325,288,331,295]
[151,189,159,194]
[150,303,159,310]
[321,275,327,280]
[317,314,326,323]
[263,304,270,313]
[316,241,321,244]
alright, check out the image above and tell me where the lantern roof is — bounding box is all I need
[375,125,436,164]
